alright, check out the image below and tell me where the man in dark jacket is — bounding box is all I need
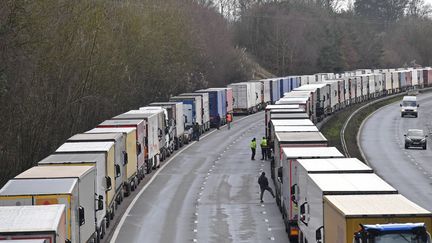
[193,122,200,141]
[258,172,275,203]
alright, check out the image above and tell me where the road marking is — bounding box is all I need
[270,236,275,241]
[264,219,269,222]
[109,113,261,242]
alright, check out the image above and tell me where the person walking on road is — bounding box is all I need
[260,137,267,160]
[258,172,275,203]
[226,113,232,130]
[250,138,257,160]
[193,122,200,141]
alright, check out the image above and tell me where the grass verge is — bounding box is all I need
[321,95,404,161]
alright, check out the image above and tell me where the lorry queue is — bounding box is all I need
[0,67,431,243]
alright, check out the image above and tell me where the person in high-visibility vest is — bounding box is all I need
[260,137,268,160]
[250,138,257,160]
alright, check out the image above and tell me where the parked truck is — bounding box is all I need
[169,95,203,134]
[322,194,432,243]
[97,119,147,176]
[14,166,97,243]
[38,153,109,239]
[180,92,210,132]
[228,82,259,114]
[53,142,118,229]
[0,205,67,243]
[137,108,170,161]
[149,102,186,149]
[0,166,96,243]
[278,147,344,241]
[67,133,128,199]
[112,111,160,169]
[267,119,315,144]
[297,173,398,243]
[84,128,139,195]
[196,88,226,127]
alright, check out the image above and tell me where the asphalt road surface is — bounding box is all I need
[110,112,289,243]
[360,92,432,211]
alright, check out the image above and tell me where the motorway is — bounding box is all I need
[360,92,432,211]
[110,112,289,243]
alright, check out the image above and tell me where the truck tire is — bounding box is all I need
[405,144,409,149]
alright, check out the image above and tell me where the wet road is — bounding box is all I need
[360,92,432,211]
[111,112,289,243]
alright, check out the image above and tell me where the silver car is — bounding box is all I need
[404,129,428,150]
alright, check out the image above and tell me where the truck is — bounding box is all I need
[267,119,315,143]
[37,153,108,239]
[180,93,210,132]
[290,158,373,243]
[0,166,96,243]
[264,104,301,134]
[294,83,330,119]
[149,102,186,149]
[278,147,344,241]
[0,205,67,243]
[14,166,97,243]
[112,111,160,169]
[67,133,128,199]
[97,119,147,176]
[169,95,203,134]
[322,194,432,243]
[196,88,227,127]
[228,82,259,114]
[260,79,279,104]
[84,128,139,194]
[136,108,170,160]
[273,132,329,210]
[53,142,118,229]
[297,173,398,243]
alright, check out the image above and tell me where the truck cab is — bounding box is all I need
[354,223,431,243]
[401,96,419,117]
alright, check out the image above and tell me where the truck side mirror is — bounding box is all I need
[136,142,142,155]
[115,164,121,178]
[123,151,128,165]
[400,104,402,107]
[404,134,407,137]
[78,206,85,226]
[417,104,420,107]
[316,226,324,242]
[277,167,282,179]
[300,202,308,225]
[105,176,112,191]
[97,195,104,211]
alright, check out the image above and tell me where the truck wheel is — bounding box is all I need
[423,145,427,150]
[405,144,409,149]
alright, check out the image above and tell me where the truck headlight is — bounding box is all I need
[401,108,405,112]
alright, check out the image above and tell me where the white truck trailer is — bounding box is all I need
[13,166,97,243]
[180,93,210,132]
[37,153,108,239]
[0,172,95,243]
[279,147,344,241]
[67,133,127,199]
[297,173,398,243]
[228,82,258,114]
[149,102,186,149]
[0,205,66,243]
[53,142,118,230]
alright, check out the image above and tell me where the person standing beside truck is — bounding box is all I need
[215,114,221,130]
[226,113,232,130]
[258,172,275,203]
[193,122,200,141]
[250,138,257,160]
[260,137,268,160]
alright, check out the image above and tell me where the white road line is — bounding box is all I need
[109,114,260,242]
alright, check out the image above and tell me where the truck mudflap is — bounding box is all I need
[286,220,299,242]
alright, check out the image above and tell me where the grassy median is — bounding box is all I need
[321,95,404,161]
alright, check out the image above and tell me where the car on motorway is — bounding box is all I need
[400,96,419,117]
[404,129,428,149]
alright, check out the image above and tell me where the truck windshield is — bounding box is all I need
[403,101,417,107]
[375,233,428,243]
